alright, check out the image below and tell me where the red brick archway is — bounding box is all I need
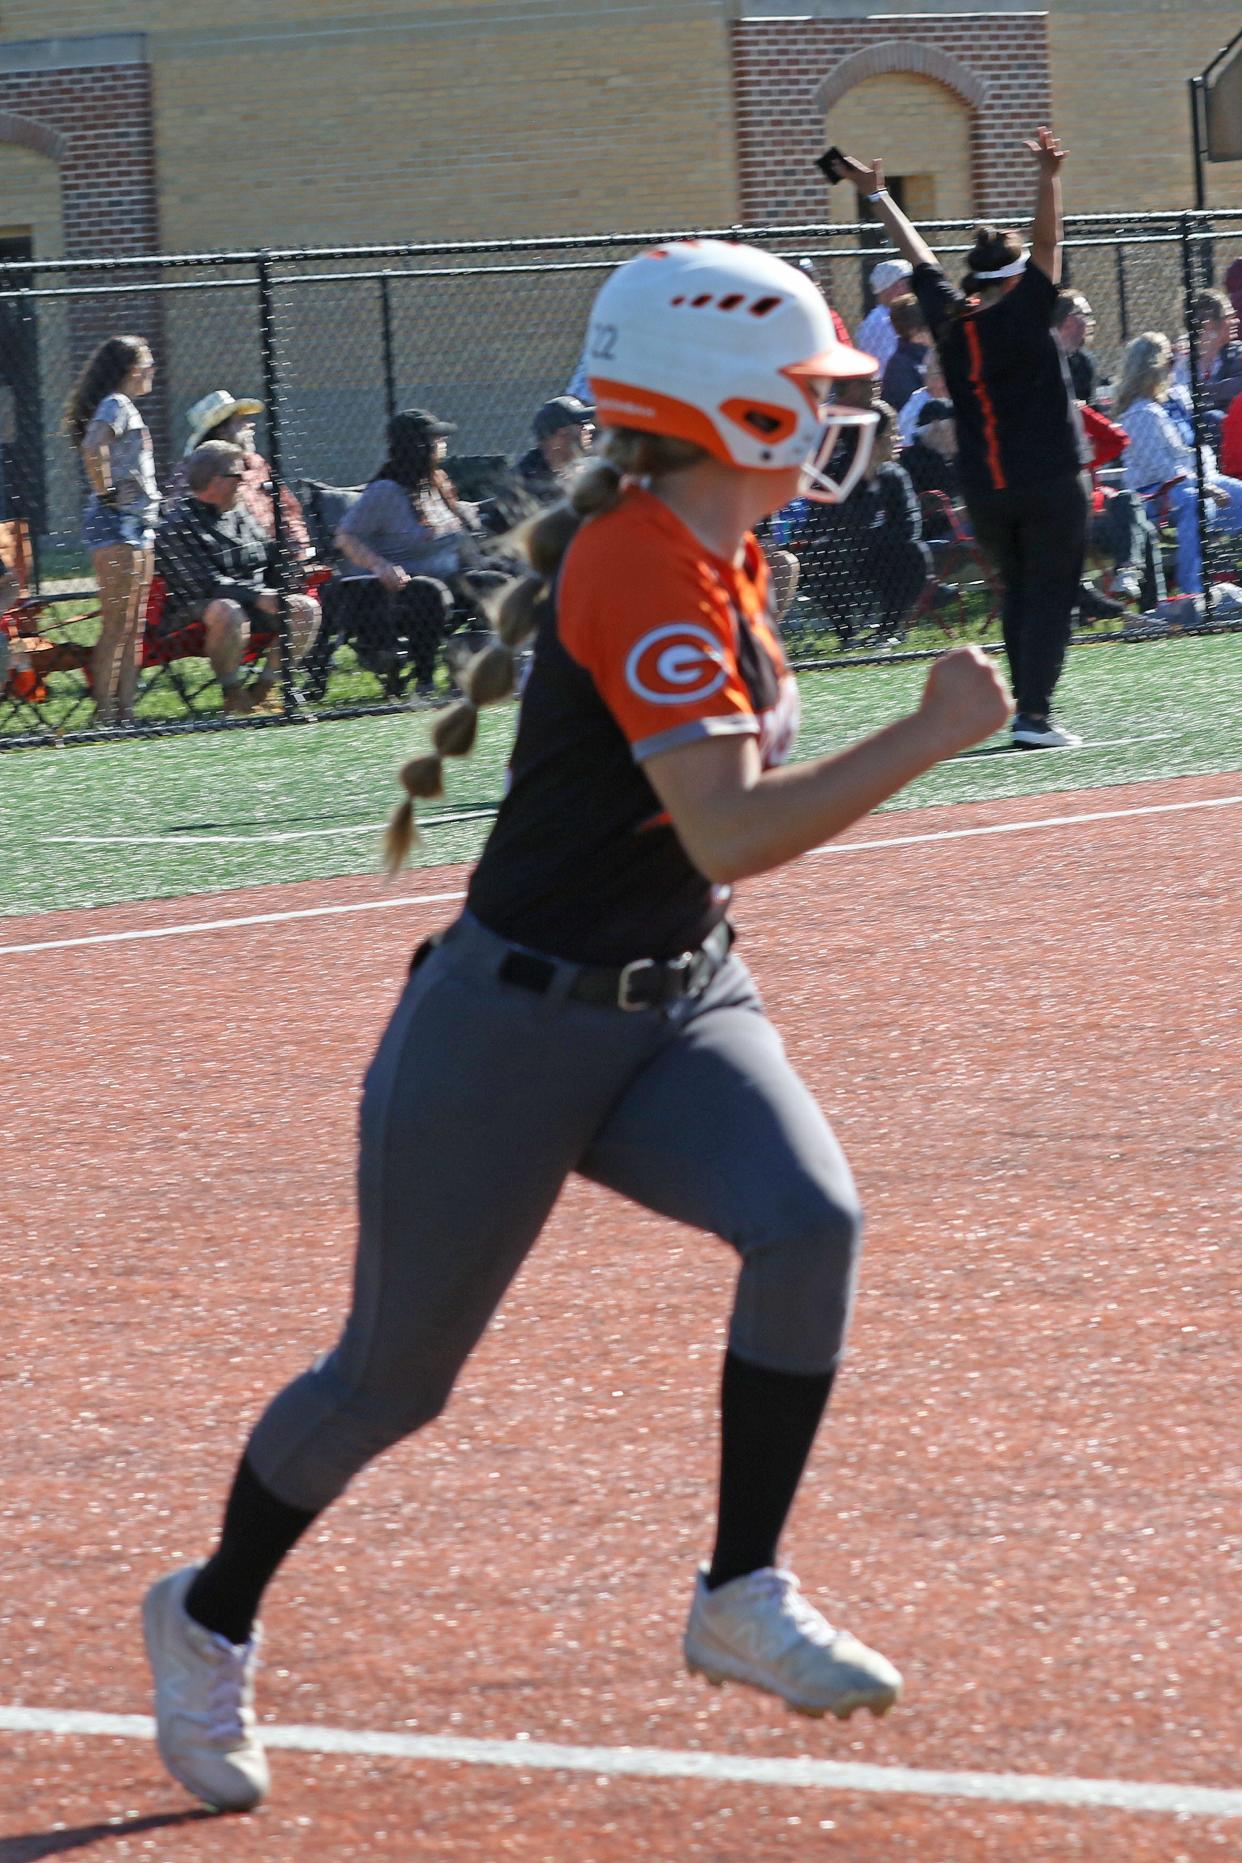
[732,14,1052,227]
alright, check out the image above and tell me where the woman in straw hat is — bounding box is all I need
[166,390,311,558]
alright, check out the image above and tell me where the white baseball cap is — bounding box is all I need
[870,259,913,294]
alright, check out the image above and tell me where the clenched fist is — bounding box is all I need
[917,644,1013,757]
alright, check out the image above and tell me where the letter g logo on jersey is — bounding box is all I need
[624,624,729,707]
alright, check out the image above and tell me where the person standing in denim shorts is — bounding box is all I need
[64,335,158,726]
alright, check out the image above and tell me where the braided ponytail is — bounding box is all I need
[383,449,645,872]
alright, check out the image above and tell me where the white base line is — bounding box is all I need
[3,793,1239,958]
[0,1706,1238,1818]
[805,791,1242,859]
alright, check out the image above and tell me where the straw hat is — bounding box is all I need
[184,390,265,454]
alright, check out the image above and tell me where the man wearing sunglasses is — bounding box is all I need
[155,439,319,713]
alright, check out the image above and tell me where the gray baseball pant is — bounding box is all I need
[248,913,863,1513]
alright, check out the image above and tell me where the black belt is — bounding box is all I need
[498,919,733,1013]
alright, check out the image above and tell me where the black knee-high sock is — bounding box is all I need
[706,1350,835,1592]
[184,1455,321,1645]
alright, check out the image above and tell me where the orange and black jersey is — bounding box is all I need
[467,484,799,965]
[912,259,1090,499]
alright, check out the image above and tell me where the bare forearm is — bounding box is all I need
[680,711,950,882]
[336,531,389,575]
[1031,170,1062,280]
[868,192,938,273]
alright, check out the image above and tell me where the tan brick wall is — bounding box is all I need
[1,3,741,248]
[1047,0,1242,214]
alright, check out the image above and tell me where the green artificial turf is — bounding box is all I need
[2,634,1239,920]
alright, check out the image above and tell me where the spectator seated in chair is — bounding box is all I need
[796,400,931,648]
[307,407,505,703]
[897,346,949,446]
[878,295,930,413]
[165,391,312,559]
[1079,403,1166,612]
[899,398,961,539]
[1116,330,1242,595]
[154,440,320,714]
[513,396,595,505]
[1192,288,1242,414]
[1052,292,1098,406]
[854,259,914,376]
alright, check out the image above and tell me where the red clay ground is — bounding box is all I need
[0,773,1239,1860]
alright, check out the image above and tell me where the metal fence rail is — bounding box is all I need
[1,209,1238,745]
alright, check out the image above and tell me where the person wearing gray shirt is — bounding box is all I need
[63,334,158,726]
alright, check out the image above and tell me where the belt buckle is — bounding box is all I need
[617,957,659,1011]
[617,951,691,1011]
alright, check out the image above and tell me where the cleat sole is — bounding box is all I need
[687,1658,898,1721]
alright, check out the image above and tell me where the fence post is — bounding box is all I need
[1113,238,1130,347]
[379,271,397,420]
[1179,215,1215,626]
[256,252,296,718]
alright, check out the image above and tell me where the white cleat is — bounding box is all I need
[683,1566,901,1721]
[142,1564,269,1812]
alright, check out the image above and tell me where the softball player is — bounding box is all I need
[831,129,1091,749]
[142,239,1011,1812]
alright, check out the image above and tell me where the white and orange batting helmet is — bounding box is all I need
[586,238,878,502]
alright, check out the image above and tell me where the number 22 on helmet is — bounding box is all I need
[586,238,879,503]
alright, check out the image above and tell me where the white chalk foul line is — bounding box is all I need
[40,740,1181,843]
[4,791,1240,958]
[0,1706,1238,1818]
[0,890,468,956]
[45,807,500,847]
[947,731,1175,763]
[805,791,1242,858]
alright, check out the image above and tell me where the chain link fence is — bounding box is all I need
[2,211,1238,745]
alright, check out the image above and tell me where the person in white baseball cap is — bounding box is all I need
[853,257,914,375]
[141,237,1012,1817]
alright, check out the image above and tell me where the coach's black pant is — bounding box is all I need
[967,471,1088,720]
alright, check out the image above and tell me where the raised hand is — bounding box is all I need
[1022,125,1068,175]
[917,644,1013,756]
[828,150,885,197]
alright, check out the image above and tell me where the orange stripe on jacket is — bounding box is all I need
[963,317,1006,492]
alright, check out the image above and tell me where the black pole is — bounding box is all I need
[16,288,43,595]
[256,253,295,717]
[1189,77,1208,212]
[1179,215,1215,627]
[1113,237,1130,348]
[379,271,397,420]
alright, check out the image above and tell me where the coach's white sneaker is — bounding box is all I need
[684,1566,901,1720]
[1011,714,1083,749]
[142,1564,269,1812]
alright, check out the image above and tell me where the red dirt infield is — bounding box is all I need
[0,773,1238,1860]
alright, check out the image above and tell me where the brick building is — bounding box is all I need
[0,1,1237,542]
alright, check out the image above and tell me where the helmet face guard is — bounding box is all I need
[799,405,879,505]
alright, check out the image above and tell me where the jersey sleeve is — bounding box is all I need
[1019,259,1058,322]
[558,531,760,763]
[911,263,963,341]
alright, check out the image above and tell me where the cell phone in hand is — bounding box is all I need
[816,147,847,185]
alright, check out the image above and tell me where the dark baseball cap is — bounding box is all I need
[533,395,595,441]
[915,397,954,429]
[388,407,456,445]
